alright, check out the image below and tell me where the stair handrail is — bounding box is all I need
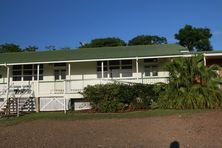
[0,83,15,110]
[0,83,14,97]
[18,90,34,111]
[17,82,34,111]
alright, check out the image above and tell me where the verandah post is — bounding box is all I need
[35,97,40,112]
[68,63,71,80]
[136,58,139,80]
[64,80,67,114]
[203,53,206,66]
[5,65,10,115]
[101,61,104,79]
[16,98,19,117]
[36,64,40,113]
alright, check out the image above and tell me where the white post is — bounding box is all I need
[6,65,10,102]
[120,60,122,78]
[6,65,10,90]
[107,61,110,78]
[82,74,84,90]
[17,98,19,117]
[37,64,40,97]
[21,65,24,81]
[136,58,139,80]
[64,98,66,114]
[203,54,206,66]
[68,63,71,80]
[64,80,67,114]
[101,61,104,79]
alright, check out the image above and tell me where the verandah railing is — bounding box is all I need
[37,76,169,95]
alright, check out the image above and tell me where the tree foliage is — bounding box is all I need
[175,25,213,51]
[128,35,167,46]
[0,43,39,53]
[158,55,222,109]
[79,37,126,48]
[0,43,22,53]
[45,45,56,51]
[82,83,158,112]
[23,45,38,52]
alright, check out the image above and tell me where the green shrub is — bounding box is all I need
[158,55,222,109]
[82,83,159,112]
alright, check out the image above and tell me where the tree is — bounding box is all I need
[128,35,167,46]
[175,25,213,51]
[79,37,126,48]
[158,55,222,109]
[0,43,22,53]
[23,45,38,52]
[45,45,56,51]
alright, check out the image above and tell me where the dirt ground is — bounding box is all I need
[0,111,222,148]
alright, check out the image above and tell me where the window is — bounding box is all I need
[152,66,158,76]
[12,64,43,81]
[54,69,66,80]
[54,70,60,80]
[121,60,132,77]
[144,59,158,77]
[34,64,43,80]
[61,70,66,80]
[12,65,22,81]
[23,65,33,81]
[54,63,67,80]
[97,60,132,78]
[109,60,120,78]
[144,66,158,77]
[97,61,108,78]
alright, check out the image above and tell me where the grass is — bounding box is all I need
[0,109,209,126]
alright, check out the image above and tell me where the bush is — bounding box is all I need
[157,55,222,109]
[82,83,159,112]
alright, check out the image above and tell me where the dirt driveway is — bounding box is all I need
[0,111,222,148]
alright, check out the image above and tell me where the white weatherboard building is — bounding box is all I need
[0,44,221,114]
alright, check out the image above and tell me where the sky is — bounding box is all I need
[0,0,221,50]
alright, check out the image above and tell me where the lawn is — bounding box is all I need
[0,109,208,126]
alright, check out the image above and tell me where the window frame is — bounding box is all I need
[54,69,67,81]
[97,60,133,78]
[12,64,44,81]
[144,59,159,77]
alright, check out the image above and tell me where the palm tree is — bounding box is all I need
[158,55,222,109]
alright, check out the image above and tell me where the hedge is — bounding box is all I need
[82,83,163,112]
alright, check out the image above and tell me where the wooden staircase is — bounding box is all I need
[0,84,35,118]
[0,97,35,118]
[1,97,17,117]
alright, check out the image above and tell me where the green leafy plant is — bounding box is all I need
[82,83,158,112]
[158,55,222,109]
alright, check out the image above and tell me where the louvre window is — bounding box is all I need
[12,64,43,81]
[97,61,108,78]
[121,60,132,77]
[54,69,66,80]
[144,66,158,77]
[12,65,22,81]
[97,60,132,78]
[144,59,158,77]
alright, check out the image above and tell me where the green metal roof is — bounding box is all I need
[0,44,188,65]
